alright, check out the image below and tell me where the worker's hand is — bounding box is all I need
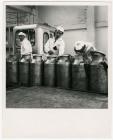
[42,54,47,61]
[53,46,57,50]
[48,50,54,55]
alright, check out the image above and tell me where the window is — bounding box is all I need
[43,32,49,53]
[43,32,55,53]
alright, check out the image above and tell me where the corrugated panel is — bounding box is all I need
[6,6,36,26]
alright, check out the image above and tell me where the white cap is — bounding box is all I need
[74,41,96,52]
[74,41,85,51]
[56,26,64,33]
[18,32,26,36]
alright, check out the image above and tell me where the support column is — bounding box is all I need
[86,6,95,46]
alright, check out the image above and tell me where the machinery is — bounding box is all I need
[12,23,55,56]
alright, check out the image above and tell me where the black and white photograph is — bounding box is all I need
[6,4,108,108]
[1,0,112,138]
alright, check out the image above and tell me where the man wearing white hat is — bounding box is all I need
[44,26,65,56]
[18,32,32,59]
[74,41,96,64]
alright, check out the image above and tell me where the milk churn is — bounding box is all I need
[19,55,30,86]
[30,54,43,86]
[72,54,88,91]
[6,59,9,87]
[56,55,71,89]
[6,55,19,87]
[89,51,108,94]
[44,55,57,87]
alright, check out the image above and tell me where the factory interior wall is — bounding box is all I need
[95,6,108,23]
[62,29,87,55]
[95,6,108,57]
[95,27,108,57]
[38,6,108,56]
[38,6,87,27]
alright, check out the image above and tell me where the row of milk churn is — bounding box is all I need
[6,52,108,94]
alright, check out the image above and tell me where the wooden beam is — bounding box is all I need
[86,6,95,46]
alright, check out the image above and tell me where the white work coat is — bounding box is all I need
[83,42,96,64]
[84,42,96,53]
[44,37,65,56]
[20,38,32,56]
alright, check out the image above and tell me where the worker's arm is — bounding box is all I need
[58,41,65,56]
[83,47,95,64]
[21,39,32,55]
[44,39,50,54]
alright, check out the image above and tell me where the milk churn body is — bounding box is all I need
[6,55,19,87]
[72,55,88,91]
[89,51,108,94]
[19,57,30,86]
[56,55,71,89]
[8,61,18,84]
[90,64,108,93]
[44,55,56,87]
[30,55,43,86]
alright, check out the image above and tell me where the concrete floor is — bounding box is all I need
[6,86,108,108]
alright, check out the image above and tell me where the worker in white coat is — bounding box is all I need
[18,32,32,60]
[74,41,96,64]
[44,26,65,56]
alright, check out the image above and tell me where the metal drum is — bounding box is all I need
[72,54,88,91]
[89,51,108,94]
[30,54,43,86]
[6,55,19,87]
[19,56,30,86]
[44,55,57,87]
[56,55,71,89]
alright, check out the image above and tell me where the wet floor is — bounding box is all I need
[6,86,108,108]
